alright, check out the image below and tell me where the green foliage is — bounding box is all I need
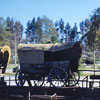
[0,30,12,46]
[25,16,58,44]
[81,7,100,50]
[36,17,42,43]
[55,19,79,43]
[96,65,100,69]
[0,17,12,46]
[15,21,23,43]
[51,36,57,43]
[6,17,23,64]
[6,16,23,44]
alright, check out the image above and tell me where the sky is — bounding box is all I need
[0,0,100,34]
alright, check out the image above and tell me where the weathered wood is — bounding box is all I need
[0,86,100,100]
[18,42,82,65]
[18,42,82,73]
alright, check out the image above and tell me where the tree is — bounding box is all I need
[58,18,64,43]
[25,16,58,44]
[15,21,23,43]
[64,23,71,42]
[80,21,85,34]
[35,17,42,43]
[6,17,23,64]
[55,19,80,43]
[0,17,12,46]
[25,20,33,43]
[41,16,58,43]
[84,19,91,33]
[6,17,14,33]
[79,19,91,43]
[6,17,15,50]
[70,23,78,41]
[80,7,100,71]
[25,18,38,43]
[55,18,65,43]
[85,7,100,50]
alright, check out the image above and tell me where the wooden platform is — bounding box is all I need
[0,86,100,100]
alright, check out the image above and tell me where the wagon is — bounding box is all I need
[15,42,82,87]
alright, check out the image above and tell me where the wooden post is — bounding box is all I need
[50,93,57,100]
[9,77,10,86]
[14,32,17,66]
[28,91,31,100]
[94,50,95,75]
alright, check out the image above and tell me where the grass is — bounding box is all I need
[3,64,17,76]
[5,72,15,76]
[79,67,94,70]
[7,64,18,69]
[79,72,97,76]
[79,65,100,76]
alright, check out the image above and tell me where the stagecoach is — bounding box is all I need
[15,42,82,87]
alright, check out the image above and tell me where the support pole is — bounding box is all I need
[94,50,95,75]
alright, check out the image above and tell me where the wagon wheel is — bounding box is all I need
[15,70,25,86]
[34,77,45,87]
[49,67,68,87]
[67,70,80,87]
